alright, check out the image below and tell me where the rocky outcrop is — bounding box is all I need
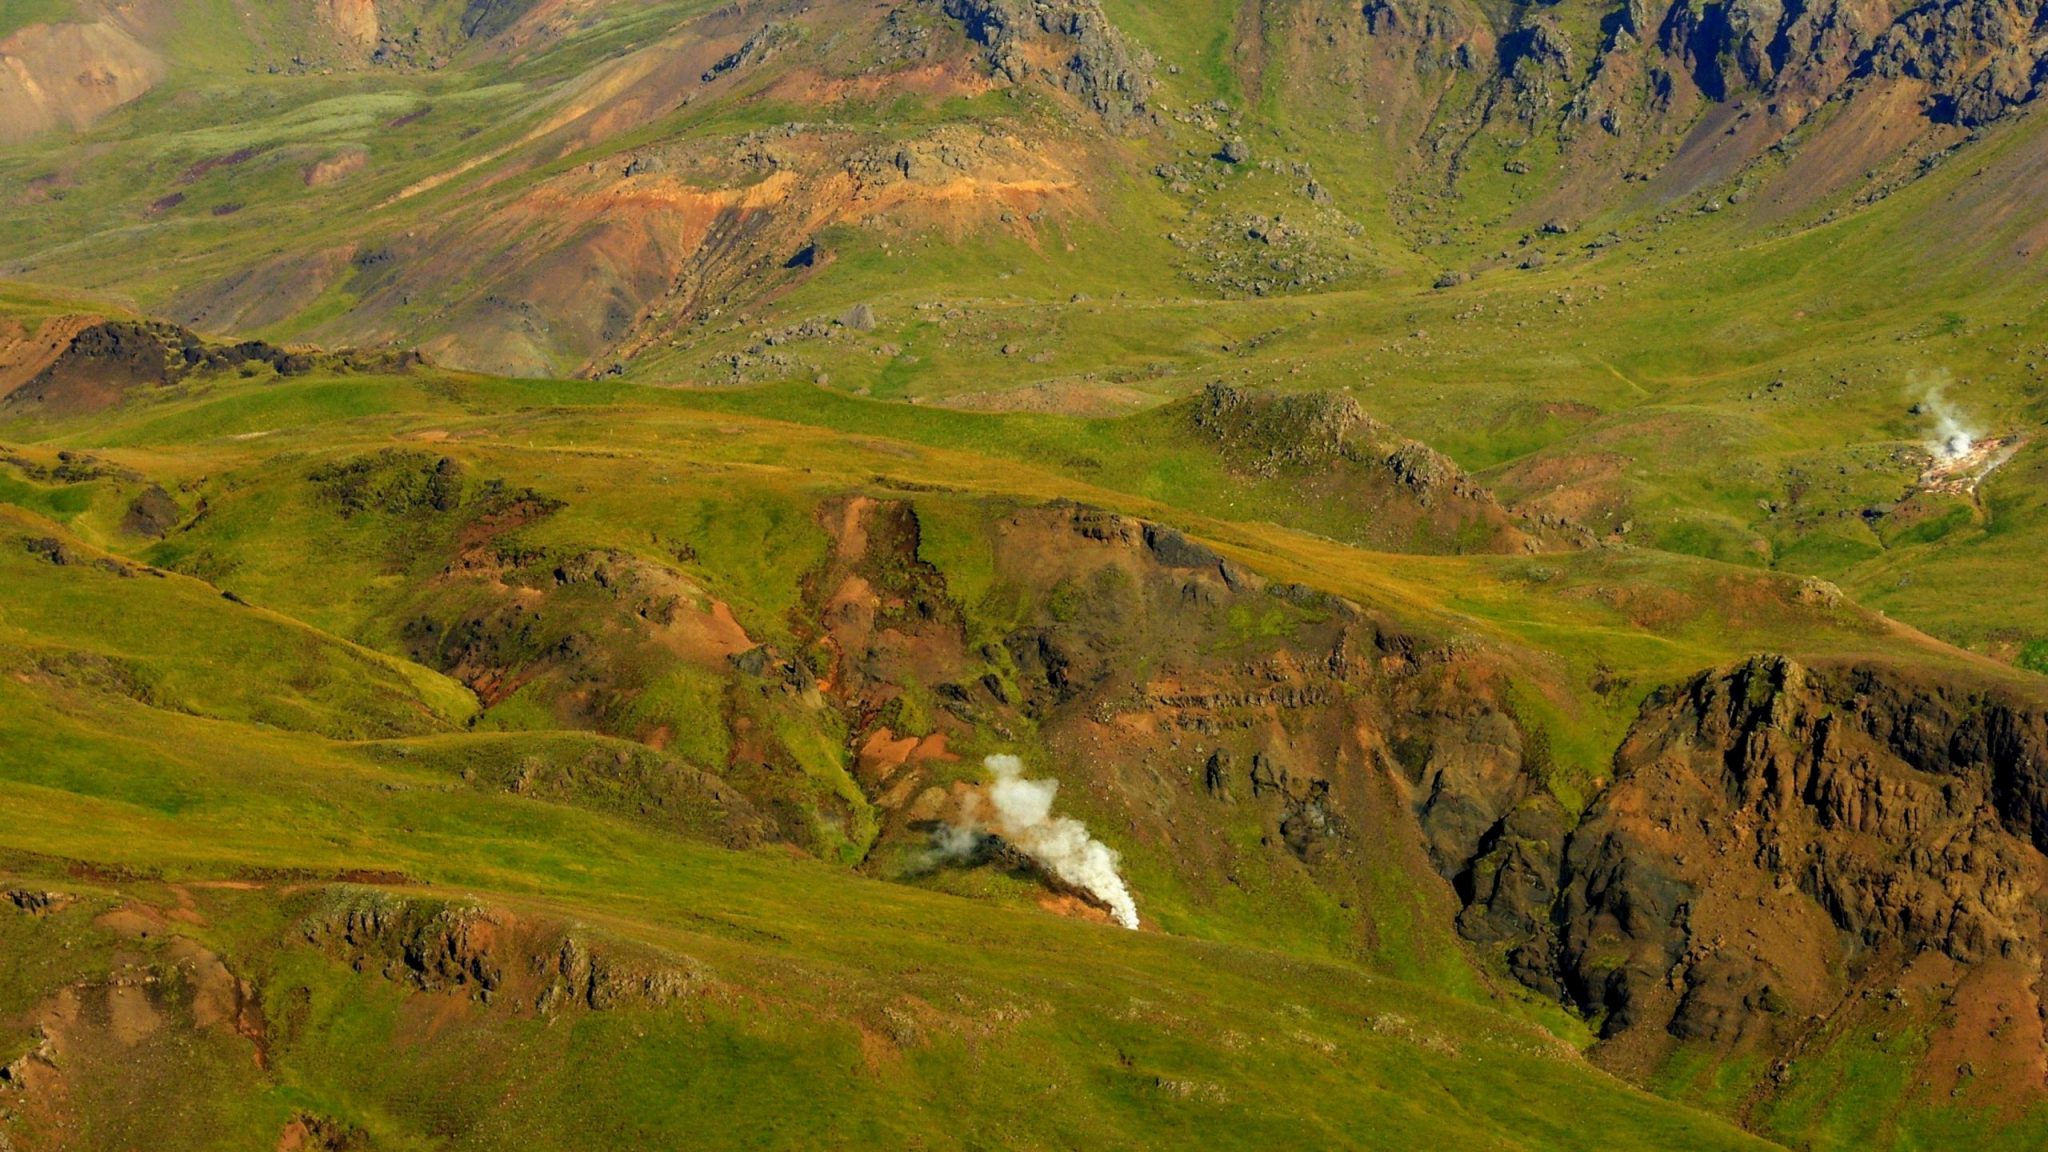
[1500,17,1577,121]
[1359,0,1486,72]
[120,484,183,538]
[3,886,73,915]
[0,321,293,415]
[865,497,1555,947]
[702,23,799,84]
[300,889,709,1013]
[1865,0,2048,123]
[1634,0,2048,125]
[938,0,1154,130]
[1638,0,2048,123]
[1452,655,2048,1065]
[311,449,470,519]
[0,320,419,417]
[1181,384,1580,554]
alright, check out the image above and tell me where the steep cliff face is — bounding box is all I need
[1279,0,2048,232]
[1876,0,2048,121]
[1633,0,2048,128]
[1653,0,1891,107]
[1452,654,2048,1081]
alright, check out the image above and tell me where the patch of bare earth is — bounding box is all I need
[936,378,1158,417]
[0,20,165,144]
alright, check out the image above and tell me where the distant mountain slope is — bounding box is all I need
[1,0,2044,378]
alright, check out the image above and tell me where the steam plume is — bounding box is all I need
[934,754,1140,930]
[1921,384,1978,461]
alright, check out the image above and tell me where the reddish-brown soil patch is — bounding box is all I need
[181,147,260,184]
[0,314,100,399]
[304,148,368,188]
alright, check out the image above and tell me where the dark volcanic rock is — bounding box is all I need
[1455,655,2048,1057]
[1,320,421,417]
[121,484,183,538]
[1865,0,2048,124]
[940,0,1155,130]
[21,535,80,566]
[1142,523,1221,570]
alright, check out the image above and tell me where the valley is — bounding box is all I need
[1,0,2046,1148]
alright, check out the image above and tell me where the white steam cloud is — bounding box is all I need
[1921,384,1979,461]
[935,754,1140,930]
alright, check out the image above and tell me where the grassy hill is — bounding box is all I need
[0,357,1811,1150]
[1,338,2039,1146]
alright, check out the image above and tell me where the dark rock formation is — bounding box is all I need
[301,889,705,1013]
[1448,655,2048,1059]
[703,23,798,84]
[1865,0,2048,123]
[120,484,183,538]
[939,0,1155,130]
[0,320,422,417]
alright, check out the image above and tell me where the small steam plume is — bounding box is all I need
[932,754,1140,930]
[1920,383,1979,461]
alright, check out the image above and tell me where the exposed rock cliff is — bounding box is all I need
[939,0,1155,130]
[1451,655,2048,1078]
